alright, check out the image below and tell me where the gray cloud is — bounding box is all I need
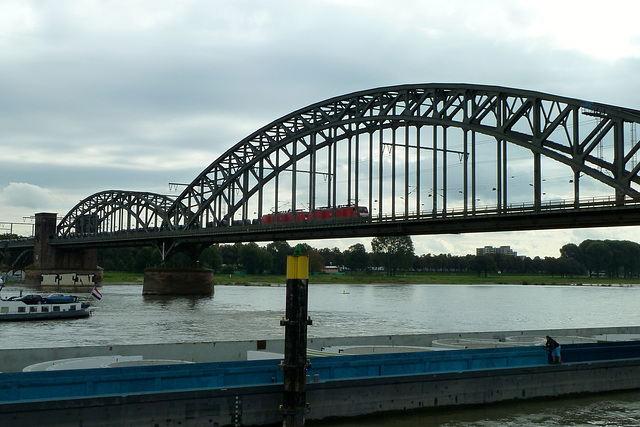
[1,1,639,254]
[0,182,58,209]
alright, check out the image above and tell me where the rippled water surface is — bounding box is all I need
[1,283,639,348]
[309,390,640,426]
[2,282,640,425]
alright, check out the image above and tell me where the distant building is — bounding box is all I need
[321,265,340,274]
[476,245,517,257]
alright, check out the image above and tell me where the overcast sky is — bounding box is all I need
[2,1,640,258]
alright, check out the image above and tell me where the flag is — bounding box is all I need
[91,287,102,300]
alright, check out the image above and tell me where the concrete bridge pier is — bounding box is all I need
[142,241,215,295]
[142,267,214,296]
[1,243,15,268]
[25,212,103,286]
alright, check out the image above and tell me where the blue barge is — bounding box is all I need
[2,337,640,426]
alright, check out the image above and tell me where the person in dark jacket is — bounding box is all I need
[545,335,561,364]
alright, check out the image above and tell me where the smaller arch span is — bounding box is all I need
[57,190,193,238]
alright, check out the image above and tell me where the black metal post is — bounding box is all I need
[280,246,311,427]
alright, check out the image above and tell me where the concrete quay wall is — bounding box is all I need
[1,357,640,427]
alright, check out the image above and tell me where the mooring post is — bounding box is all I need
[281,245,312,427]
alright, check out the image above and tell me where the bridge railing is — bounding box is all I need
[377,195,639,222]
[23,194,640,244]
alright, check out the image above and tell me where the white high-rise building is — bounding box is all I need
[476,245,517,256]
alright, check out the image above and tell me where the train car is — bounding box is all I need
[261,205,368,224]
[313,205,369,219]
[261,210,310,224]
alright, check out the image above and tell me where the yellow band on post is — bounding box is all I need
[286,255,309,280]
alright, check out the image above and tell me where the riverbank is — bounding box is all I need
[101,271,640,286]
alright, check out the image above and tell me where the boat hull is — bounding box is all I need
[0,293,92,322]
[0,309,91,322]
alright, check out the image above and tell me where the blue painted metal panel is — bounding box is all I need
[563,341,640,363]
[2,342,640,405]
[307,345,548,380]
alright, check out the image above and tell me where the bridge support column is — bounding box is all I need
[1,244,14,267]
[33,212,57,269]
[25,212,103,287]
[142,267,214,295]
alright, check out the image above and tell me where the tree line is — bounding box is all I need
[95,237,640,278]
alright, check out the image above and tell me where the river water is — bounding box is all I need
[2,282,640,425]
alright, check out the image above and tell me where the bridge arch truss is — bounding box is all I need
[57,190,188,237]
[167,83,640,230]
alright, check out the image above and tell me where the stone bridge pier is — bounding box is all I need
[24,212,104,287]
[25,213,213,295]
[142,242,215,295]
[142,267,214,296]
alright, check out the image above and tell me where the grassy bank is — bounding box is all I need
[218,272,640,286]
[102,270,640,286]
[102,271,144,284]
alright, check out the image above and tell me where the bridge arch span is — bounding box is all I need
[169,83,640,230]
[57,190,190,237]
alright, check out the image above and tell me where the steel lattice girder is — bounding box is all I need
[57,190,189,237]
[166,83,640,229]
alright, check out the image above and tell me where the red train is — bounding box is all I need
[261,205,369,224]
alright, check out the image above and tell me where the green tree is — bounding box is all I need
[371,235,415,276]
[543,256,560,276]
[469,255,498,277]
[199,245,223,271]
[435,254,451,272]
[583,241,613,276]
[240,242,273,274]
[531,256,545,274]
[165,251,192,268]
[604,240,640,277]
[414,254,431,271]
[220,243,242,269]
[266,241,292,274]
[240,242,261,274]
[560,243,581,260]
[134,247,161,271]
[619,241,640,277]
[318,247,344,267]
[307,249,325,273]
[344,243,369,271]
[555,257,585,277]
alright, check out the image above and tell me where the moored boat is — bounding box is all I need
[0,292,92,321]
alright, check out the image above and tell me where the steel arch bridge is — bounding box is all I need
[56,83,640,246]
[57,191,187,237]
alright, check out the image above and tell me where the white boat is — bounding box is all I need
[0,293,92,321]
